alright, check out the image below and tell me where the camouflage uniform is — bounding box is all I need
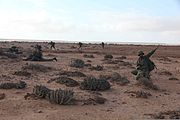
[25,45,43,61]
[136,48,158,80]
[24,44,57,61]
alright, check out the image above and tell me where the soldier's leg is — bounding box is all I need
[136,70,144,80]
[144,71,150,79]
[53,45,56,50]
[131,69,138,75]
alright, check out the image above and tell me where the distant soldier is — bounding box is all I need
[49,41,56,50]
[101,42,105,49]
[136,46,159,80]
[78,42,83,50]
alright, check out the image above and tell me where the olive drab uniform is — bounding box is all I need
[136,47,158,80]
[26,45,43,61]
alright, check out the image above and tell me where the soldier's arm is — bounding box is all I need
[146,46,159,58]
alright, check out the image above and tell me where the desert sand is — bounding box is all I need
[0,41,180,120]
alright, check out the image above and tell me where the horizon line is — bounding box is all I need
[0,38,179,46]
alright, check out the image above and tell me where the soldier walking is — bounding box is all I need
[49,41,56,50]
[101,42,105,49]
[78,42,83,50]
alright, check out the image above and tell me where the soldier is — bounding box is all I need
[49,41,56,50]
[101,42,105,49]
[78,42,83,50]
[136,46,159,80]
[23,44,57,61]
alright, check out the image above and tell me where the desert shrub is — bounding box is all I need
[0,52,18,59]
[33,85,74,105]
[46,89,74,105]
[104,54,113,59]
[33,85,51,98]
[80,76,111,91]
[70,59,85,68]
[151,110,180,119]
[0,81,27,89]
[83,54,94,58]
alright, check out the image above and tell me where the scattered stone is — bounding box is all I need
[125,90,152,98]
[103,59,132,67]
[99,75,111,81]
[22,63,52,72]
[13,70,31,77]
[115,56,127,60]
[83,54,94,58]
[89,65,103,71]
[0,93,5,100]
[158,57,172,62]
[53,76,79,87]
[0,81,27,89]
[138,77,159,90]
[80,76,111,91]
[24,93,39,100]
[110,72,130,85]
[159,70,173,76]
[70,59,85,68]
[71,46,77,49]
[169,77,179,81]
[118,61,132,67]
[104,60,118,64]
[104,54,113,59]
[131,70,138,75]
[34,110,43,113]
[82,95,107,105]
[87,60,92,62]
[151,109,180,119]
[58,71,86,77]
[84,63,92,67]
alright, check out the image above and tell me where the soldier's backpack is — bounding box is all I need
[147,58,156,71]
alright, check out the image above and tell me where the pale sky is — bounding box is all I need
[0,0,180,44]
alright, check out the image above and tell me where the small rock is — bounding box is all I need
[0,93,5,100]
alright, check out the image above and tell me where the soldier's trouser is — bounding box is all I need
[50,46,55,49]
[136,70,150,80]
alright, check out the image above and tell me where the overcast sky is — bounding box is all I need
[0,0,180,44]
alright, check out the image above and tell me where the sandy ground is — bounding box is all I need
[0,41,180,120]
